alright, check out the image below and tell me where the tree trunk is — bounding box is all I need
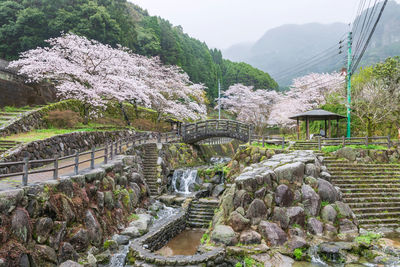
[366,118,372,138]
[132,100,139,119]
[120,102,130,126]
[156,112,162,123]
[83,104,89,125]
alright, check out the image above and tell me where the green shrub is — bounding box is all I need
[293,248,303,260]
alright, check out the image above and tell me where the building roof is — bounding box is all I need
[289,109,346,121]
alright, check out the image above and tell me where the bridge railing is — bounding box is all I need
[0,131,179,186]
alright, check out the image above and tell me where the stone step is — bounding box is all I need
[330,170,400,175]
[361,223,400,229]
[333,180,400,185]
[352,206,400,213]
[343,197,400,203]
[327,164,400,168]
[358,218,400,225]
[189,210,214,216]
[348,202,400,208]
[189,214,214,220]
[187,221,208,228]
[332,175,400,179]
[343,192,400,198]
[187,218,211,224]
[341,187,400,192]
[355,211,400,219]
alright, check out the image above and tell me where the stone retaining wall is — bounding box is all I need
[128,210,226,266]
[0,153,150,266]
[0,130,152,174]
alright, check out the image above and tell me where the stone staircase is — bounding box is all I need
[187,199,219,228]
[292,141,319,150]
[142,143,159,197]
[324,156,400,229]
[0,140,21,154]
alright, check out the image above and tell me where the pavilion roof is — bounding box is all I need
[289,109,346,121]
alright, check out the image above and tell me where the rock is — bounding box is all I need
[320,172,332,182]
[317,178,337,203]
[307,218,323,235]
[336,147,357,161]
[258,221,287,246]
[233,189,252,210]
[274,162,305,184]
[272,207,289,230]
[335,201,353,219]
[85,210,103,246]
[103,239,118,251]
[210,175,221,184]
[112,234,130,245]
[288,236,307,251]
[324,223,338,239]
[305,163,319,178]
[288,227,306,238]
[121,226,141,238]
[212,184,225,197]
[305,176,318,189]
[104,191,114,210]
[34,245,57,264]
[96,250,111,264]
[275,185,294,207]
[211,225,237,245]
[221,185,236,218]
[287,206,305,227]
[70,229,90,252]
[301,185,321,216]
[228,211,250,232]
[0,189,24,213]
[59,260,83,267]
[129,214,152,234]
[265,252,294,267]
[35,217,53,244]
[255,187,266,199]
[246,199,268,224]
[58,242,79,263]
[239,230,262,245]
[11,208,31,244]
[321,204,337,223]
[57,178,74,197]
[339,219,358,234]
[97,191,104,211]
[87,254,97,266]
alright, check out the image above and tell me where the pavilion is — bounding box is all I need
[289,109,346,140]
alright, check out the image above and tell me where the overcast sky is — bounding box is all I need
[130,0,399,49]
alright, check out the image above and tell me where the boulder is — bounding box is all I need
[35,217,53,244]
[70,229,90,252]
[121,226,141,238]
[112,234,130,245]
[307,218,323,235]
[274,162,305,184]
[275,185,294,207]
[34,245,57,265]
[287,206,305,227]
[317,179,337,203]
[239,230,262,245]
[58,242,79,263]
[246,199,268,224]
[258,221,287,246]
[84,210,103,246]
[301,185,321,216]
[211,225,237,245]
[272,207,289,230]
[339,219,358,234]
[255,187,266,199]
[49,221,67,249]
[305,163,319,178]
[212,184,225,197]
[228,211,250,232]
[336,147,357,161]
[129,214,152,234]
[288,236,307,252]
[233,190,252,210]
[59,260,83,267]
[11,208,31,244]
[335,201,354,219]
[320,172,332,182]
[304,176,318,189]
[321,205,337,223]
[221,185,236,218]
[324,223,338,239]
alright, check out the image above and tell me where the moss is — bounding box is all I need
[355,232,381,247]
[128,213,139,221]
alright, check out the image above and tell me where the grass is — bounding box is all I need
[2,128,102,143]
[322,144,388,153]
[2,105,34,112]
[250,142,283,149]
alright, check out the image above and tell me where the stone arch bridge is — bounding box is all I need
[180,119,252,144]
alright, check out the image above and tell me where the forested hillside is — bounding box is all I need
[0,0,278,100]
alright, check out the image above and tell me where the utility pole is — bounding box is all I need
[218,80,221,120]
[346,31,352,138]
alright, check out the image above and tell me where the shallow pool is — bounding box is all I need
[156,229,205,256]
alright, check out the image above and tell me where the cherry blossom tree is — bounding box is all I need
[218,83,280,133]
[9,33,206,124]
[268,72,346,127]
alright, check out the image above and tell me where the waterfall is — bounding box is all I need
[210,157,231,165]
[171,169,199,194]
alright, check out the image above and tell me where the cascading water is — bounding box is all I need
[171,169,199,194]
[210,157,231,165]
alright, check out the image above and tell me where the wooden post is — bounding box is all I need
[342,136,345,147]
[114,141,118,155]
[22,157,29,186]
[337,119,339,138]
[365,136,368,146]
[104,142,108,164]
[328,120,332,138]
[282,136,285,149]
[110,142,114,160]
[74,151,79,175]
[387,135,391,149]
[262,136,265,147]
[53,156,59,180]
[306,117,310,140]
[318,136,321,151]
[119,139,122,153]
[297,118,300,140]
[324,120,327,137]
[90,146,95,169]
[166,133,168,143]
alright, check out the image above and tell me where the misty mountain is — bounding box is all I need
[223,1,400,87]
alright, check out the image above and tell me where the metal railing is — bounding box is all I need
[0,131,180,186]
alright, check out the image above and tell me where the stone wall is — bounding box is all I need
[0,130,149,174]
[0,59,56,108]
[128,210,225,266]
[0,154,150,266]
